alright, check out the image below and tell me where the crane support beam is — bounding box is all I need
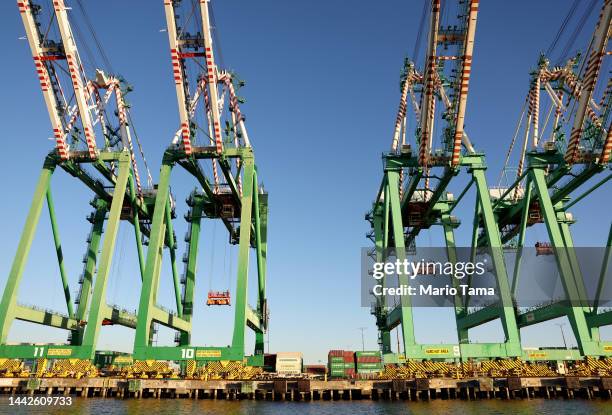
[79,154,131,359]
[457,306,499,330]
[230,157,255,351]
[134,161,173,353]
[517,303,567,328]
[0,164,54,343]
[103,306,138,329]
[150,307,190,333]
[587,310,612,328]
[246,306,263,333]
[530,166,598,356]
[178,195,204,346]
[45,188,74,318]
[14,305,79,331]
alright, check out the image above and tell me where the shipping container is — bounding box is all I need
[356,367,382,373]
[329,362,354,368]
[355,351,381,357]
[263,353,276,373]
[356,362,383,369]
[304,365,326,376]
[275,352,303,375]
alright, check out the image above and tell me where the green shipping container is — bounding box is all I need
[356,363,383,369]
[355,351,381,357]
[356,368,381,374]
[329,362,354,369]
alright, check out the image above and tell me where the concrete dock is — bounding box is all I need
[0,377,611,400]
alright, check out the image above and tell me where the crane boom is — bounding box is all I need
[51,0,98,159]
[163,0,193,155]
[450,0,479,166]
[18,0,68,160]
[163,0,226,155]
[18,0,100,160]
[418,0,441,167]
[565,0,612,165]
[198,0,224,154]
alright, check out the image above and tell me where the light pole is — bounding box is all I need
[555,323,568,348]
[358,327,367,351]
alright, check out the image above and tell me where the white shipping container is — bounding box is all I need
[276,352,302,359]
[275,352,303,374]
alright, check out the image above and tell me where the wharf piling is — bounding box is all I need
[0,377,611,401]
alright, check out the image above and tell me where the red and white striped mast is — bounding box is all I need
[565,0,612,165]
[199,0,225,155]
[18,0,70,160]
[450,0,479,166]
[163,0,194,156]
[418,0,441,169]
[51,0,98,160]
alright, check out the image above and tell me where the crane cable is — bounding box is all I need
[209,4,226,72]
[413,0,429,65]
[73,0,153,188]
[74,0,114,73]
[208,221,217,290]
[546,0,581,57]
[127,111,154,188]
[498,99,528,188]
[557,0,598,65]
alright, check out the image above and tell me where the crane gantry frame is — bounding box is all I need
[0,0,157,365]
[368,0,612,363]
[486,0,612,359]
[131,0,269,366]
[367,0,522,361]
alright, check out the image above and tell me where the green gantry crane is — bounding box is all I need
[367,0,522,362]
[0,0,156,366]
[131,0,268,366]
[486,0,612,360]
[368,0,612,364]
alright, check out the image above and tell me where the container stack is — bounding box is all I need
[355,351,382,376]
[328,350,355,378]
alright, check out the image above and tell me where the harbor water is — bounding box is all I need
[0,398,610,415]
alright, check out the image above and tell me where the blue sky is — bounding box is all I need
[0,0,609,363]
